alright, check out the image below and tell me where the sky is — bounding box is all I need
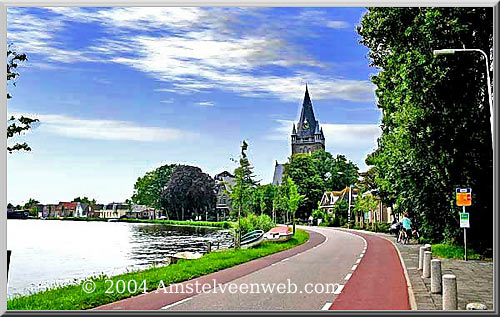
[7,7,382,205]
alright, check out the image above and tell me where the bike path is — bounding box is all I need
[329,229,411,310]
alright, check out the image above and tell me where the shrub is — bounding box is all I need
[238,213,275,235]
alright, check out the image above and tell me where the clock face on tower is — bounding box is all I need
[303,121,309,130]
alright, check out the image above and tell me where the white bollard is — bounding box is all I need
[431,259,442,293]
[442,274,458,310]
[422,251,432,278]
[419,245,431,270]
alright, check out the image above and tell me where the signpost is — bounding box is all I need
[456,188,472,261]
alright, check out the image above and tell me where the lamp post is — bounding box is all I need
[433,48,494,146]
[337,172,353,229]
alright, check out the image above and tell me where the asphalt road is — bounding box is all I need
[165,226,364,310]
[95,226,410,311]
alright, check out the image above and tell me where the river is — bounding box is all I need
[7,219,233,298]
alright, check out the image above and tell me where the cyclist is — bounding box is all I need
[401,213,412,244]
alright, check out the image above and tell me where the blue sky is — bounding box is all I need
[7,7,381,205]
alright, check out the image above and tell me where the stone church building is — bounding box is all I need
[272,85,326,185]
[291,85,325,154]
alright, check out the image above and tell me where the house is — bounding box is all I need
[42,204,57,217]
[56,202,78,217]
[126,204,156,219]
[87,204,104,218]
[319,187,360,218]
[74,202,90,217]
[272,161,285,186]
[361,192,393,224]
[102,203,129,219]
[214,171,235,221]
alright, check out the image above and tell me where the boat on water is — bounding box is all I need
[107,218,120,222]
[7,210,29,219]
[264,226,293,242]
[239,230,265,249]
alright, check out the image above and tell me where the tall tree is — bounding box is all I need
[358,8,493,250]
[285,153,324,220]
[163,165,215,220]
[131,164,177,217]
[229,140,258,247]
[161,165,215,221]
[7,45,38,153]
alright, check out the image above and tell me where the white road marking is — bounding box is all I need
[359,253,364,258]
[356,258,361,264]
[160,297,192,310]
[280,258,289,263]
[333,284,344,294]
[344,273,352,280]
[321,302,332,310]
[351,264,358,271]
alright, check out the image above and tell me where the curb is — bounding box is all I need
[339,228,417,310]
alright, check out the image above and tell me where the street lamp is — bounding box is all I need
[337,172,353,229]
[433,48,494,147]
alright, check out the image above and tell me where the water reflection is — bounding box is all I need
[7,220,233,298]
[128,224,234,267]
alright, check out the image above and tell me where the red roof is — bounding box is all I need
[57,202,77,210]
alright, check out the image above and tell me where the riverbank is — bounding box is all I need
[7,229,309,310]
[41,217,232,229]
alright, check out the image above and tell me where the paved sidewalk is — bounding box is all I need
[360,230,494,310]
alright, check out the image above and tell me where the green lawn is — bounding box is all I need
[45,217,233,229]
[431,243,481,260]
[7,229,309,310]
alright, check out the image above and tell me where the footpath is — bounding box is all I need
[352,229,494,310]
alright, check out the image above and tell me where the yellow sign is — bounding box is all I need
[456,188,472,206]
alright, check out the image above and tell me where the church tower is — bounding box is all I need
[291,85,325,155]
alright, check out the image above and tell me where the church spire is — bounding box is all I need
[297,84,316,133]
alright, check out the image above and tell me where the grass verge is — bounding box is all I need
[431,243,481,260]
[7,229,309,310]
[44,217,232,229]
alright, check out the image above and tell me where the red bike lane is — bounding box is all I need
[330,229,411,310]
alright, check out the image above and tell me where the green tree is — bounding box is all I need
[73,196,96,205]
[229,141,258,247]
[7,45,38,153]
[353,194,378,228]
[358,8,493,250]
[132,164,177,217]
[285,154,324,220]
[311,150,359,191]
[286,177,304,234]
[161,165,216,221]
[258,184,276,217]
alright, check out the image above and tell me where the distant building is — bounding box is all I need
[126,204,156,219]
[43,204,57,217]
[273,85,326,185]
[88,204,104,218]
[74,202,90,217]
[291,85,325,155]
[272,161,285,186]
[214,171,235,221]
[319,187,359,215]
[102,203,129,219]
[56,202,78,217]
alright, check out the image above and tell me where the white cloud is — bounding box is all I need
[326,21,350,29]
[10,112,198,142]
[160,99,174,104]
[7,7,374,102]
[196,101,215,107]
[269,119,381,149]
